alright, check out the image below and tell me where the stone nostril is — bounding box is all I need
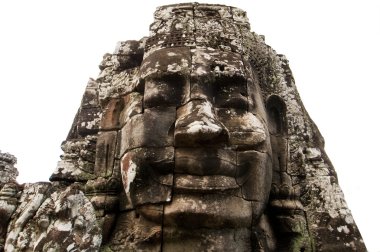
[174,120,229,147]
[174,100,229,147]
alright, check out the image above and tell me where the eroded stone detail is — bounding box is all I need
[0,151,20,251]
[5,183,101,251]
[0,3,365,251]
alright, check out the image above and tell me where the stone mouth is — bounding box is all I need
[163,193,253,229]
[173,174,240,192]
[174,147,237,177]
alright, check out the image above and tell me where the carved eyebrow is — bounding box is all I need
[214,75,247,92]
[143,74,188,108]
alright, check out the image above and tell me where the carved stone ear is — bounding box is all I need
[266,95,287,135]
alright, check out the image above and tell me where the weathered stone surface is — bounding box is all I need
[163,227,252,252]
[0,183,19,250]
[105,207,162,251]
[119,92,143,126]
[101,68,141,102]
[140,47,191,79]
[51,159,96,182]
[1,3,366,251]
[99,98,124,130]
[5,183,101,251]
[175,100,229,146]
[174,174,239,193]
[237,150,272,204]
[120,147,173,207]
[144,74,190,108]
[0,151,18,185]
[94,131,118,177]
[50,136,97,182]
[113,40,144,70]
[164,193,252,229]
[217,108,267,148]
[77,107,101,136]
[119,106,176,155]
[175,147,236,176]
[81,78,99,108]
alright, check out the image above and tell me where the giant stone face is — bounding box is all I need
[0,3,366,252]
[119,45,273,250]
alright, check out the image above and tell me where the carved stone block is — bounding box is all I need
[100,98,124,130]
[163,227,252,252]
[119,107,176,155]
[120,147,174,207]
[94,131,118,177]
[236,150,272,203]
[164,193,252,229]
[175,148,236,176]
[119,92,143,126]
[106,208,162,251]
[175,100,228,146]
[77,106,101,136]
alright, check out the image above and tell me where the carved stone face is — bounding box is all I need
[119,46,272,249]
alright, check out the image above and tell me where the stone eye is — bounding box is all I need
[143,75,187,108]
[214,77,248,110]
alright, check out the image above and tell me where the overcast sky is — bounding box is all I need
[0,1,379,250]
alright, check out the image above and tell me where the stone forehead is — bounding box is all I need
[139,47,246,79]
[140,47,191,79]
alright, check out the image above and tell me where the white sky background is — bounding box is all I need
[0,0,379,250]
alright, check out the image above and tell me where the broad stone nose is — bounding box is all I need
[174,100,229,147]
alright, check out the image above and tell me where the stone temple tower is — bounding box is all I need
[0,3,366,251]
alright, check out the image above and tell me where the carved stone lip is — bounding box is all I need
[163,193,252,229]
[174,147,236,177]
[173,174,240,192]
